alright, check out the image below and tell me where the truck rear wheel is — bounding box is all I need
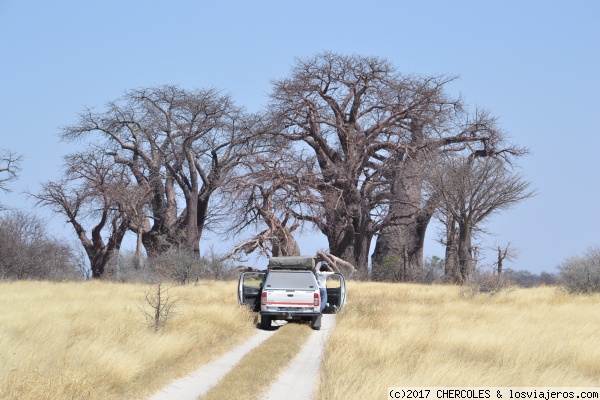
[260,314,271,330]
[311,314,322,330]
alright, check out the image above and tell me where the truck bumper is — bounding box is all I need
[260,311,321,320]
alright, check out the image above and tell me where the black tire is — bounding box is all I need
[260,314,271,330]
[311,314,322,330]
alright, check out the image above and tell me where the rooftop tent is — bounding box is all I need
[268,256,315,270]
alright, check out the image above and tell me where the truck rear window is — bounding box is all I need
[265,271,316,290]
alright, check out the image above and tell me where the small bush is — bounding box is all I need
[421,255,445,284]
[557,245,600,293]
[459,270,512,297]
[370,255,406,282]
[140,283,178,332]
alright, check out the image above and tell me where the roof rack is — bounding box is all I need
[267,256,315,270]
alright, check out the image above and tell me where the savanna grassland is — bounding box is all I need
[0,280,255,400]
[1,280,600,400]
[317,282,600,399]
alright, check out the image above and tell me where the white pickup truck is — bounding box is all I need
[238,256,346,330]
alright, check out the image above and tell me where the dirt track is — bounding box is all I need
[148,314,336,400]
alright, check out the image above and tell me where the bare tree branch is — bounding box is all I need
[0,149,22,210]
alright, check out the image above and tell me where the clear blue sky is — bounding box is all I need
[1,0,598,274]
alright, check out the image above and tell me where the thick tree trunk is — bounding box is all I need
[87,244,112,279]
[195,194,209,255]
[372,156,431,281]
[353,229,372,277]
[271,229,301,257]
[143,176,181,257]
[372,214,428,281]
[326,222,353,258]
[135,229,143,269]
[90,255,104,278]
[186,195,199,256]
[371,120,435,281]
[325,212,372,275]
[320,189,356,270]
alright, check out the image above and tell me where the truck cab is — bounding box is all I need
[238,256,346,330]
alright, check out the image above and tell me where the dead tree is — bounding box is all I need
[494,243,519,278]
[315,250,356,276]
[0,210,75,280]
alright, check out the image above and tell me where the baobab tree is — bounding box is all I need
[265,52,515,275]
[265,53,448,272]
[427,155,534,283]
[33,151,130,278]
[60,85,254,257]
[370,106,525,281]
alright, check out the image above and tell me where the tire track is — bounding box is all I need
[148,327,278,400]
[263,314,336,400]
[148,315,335,400]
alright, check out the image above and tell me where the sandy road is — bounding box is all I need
[148,327,277,400]
[148,315,336,400]
[263,314,336,400]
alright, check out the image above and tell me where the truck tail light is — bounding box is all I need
[314,292,320,306]
[261,291,268,306]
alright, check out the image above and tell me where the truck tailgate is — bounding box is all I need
[261,270,319,313]
[265,289,316,310]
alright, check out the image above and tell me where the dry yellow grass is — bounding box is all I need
[316,282,600,400]
[0,280,255,400]
[3,280,599,400]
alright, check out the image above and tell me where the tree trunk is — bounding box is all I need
[194,191,210,256]
[496,246,504,277]
[325,211,372,275]
[372,159,430,281]
[271,228,301,257]
[457,222,473,283]
[143,176,180,256]
[90,252,106,279]
[135,228,144,269]
[444,218,461,283]
[353,228,372,278]
[371,120,434,281]
[321,192,351,264]
[372,214,428,281]
[185,192,199,256]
